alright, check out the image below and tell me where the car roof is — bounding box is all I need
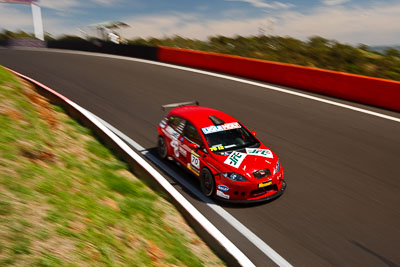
[169,106,238,129]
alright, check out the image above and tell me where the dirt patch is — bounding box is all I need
[146,240,166,266]
[0,105,23,121]
[20,148,55,163]
[102,197,120,211]
[20,80,57,127]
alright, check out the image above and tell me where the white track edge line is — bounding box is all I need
[7,67,256,267]
[24,48,400,124]
[71,101,256,267]
[91,112,293,267]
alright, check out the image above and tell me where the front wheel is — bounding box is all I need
[157,136,168,159]
[200,168,215,197]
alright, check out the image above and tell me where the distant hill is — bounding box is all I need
[2,29,399,82]
[370,45,400,53]
[130,35,400,82]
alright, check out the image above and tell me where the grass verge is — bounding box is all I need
[0,66,224,266]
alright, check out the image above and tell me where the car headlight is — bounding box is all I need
[222,172,247,182]
[275,160,281,174]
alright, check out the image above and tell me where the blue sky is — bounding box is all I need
[0,0,399,45]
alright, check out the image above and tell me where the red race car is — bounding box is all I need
[157,102,286,202]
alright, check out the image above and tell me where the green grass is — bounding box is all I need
[0,200,12,216]
[35,252,64,267]
[0,66,224,266]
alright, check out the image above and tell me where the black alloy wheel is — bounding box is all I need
[157,136,168,159]
[200,168,215,197]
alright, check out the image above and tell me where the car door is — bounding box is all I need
[164,115,186,164]
[181,121,205,176]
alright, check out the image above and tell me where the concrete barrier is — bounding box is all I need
[0,38,45,48]
[47,40,158,61]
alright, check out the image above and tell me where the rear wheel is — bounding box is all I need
[157,136,168,159]
[200,168,215,197]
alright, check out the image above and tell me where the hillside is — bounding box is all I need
[0,66,224,266]
[130,35,400,82]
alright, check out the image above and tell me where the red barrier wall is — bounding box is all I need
[158,47,400,112]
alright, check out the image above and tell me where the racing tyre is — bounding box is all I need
[200,168,215,197]
[157,136,168,159]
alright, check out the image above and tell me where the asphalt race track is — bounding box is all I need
[1,48,400,266]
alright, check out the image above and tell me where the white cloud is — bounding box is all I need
[226,0,293,9]
[1,1,399,46]
[39,0,81,10]
[91,0,122,7]
[275,3,400,45]
[119,13,273,40]
[42,17,81,36]
[321,0,351,6]
[39,0,121,10]
[0,5,34,30]
[0,4,81,36]
[118,2,400,45]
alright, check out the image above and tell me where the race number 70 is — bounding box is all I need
[191,154,200,169]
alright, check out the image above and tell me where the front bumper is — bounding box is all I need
[215,180,287,204]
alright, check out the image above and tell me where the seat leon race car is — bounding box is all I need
[157,103,286,202]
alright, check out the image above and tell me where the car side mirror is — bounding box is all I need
[188,143,198,150]
[252,131,257,136]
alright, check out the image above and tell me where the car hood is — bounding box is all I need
[211,145,278,181]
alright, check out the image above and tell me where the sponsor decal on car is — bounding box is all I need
[177,121,185,133]
[210,145,224,152]
[202,122,241,134]
[216,190,230,199]
[258,180,272,188]
[187,163,200,176]
[190,152,200,170]
[191,150,200,157]
[224,151,247,168]
[170,140,181,158]
[178,147,187,157]
[246,148,273,159]
[159,118,167,128]
[217,185,229,192]
[165,126,179,140]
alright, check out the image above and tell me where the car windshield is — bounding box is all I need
[203,125,259,153]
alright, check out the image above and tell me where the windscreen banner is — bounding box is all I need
[0,0,39,3]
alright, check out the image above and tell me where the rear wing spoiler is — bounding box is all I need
[161,101,199,111]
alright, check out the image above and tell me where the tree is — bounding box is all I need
[384,48,400,58]
[357,44,370,51]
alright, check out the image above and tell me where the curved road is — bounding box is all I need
[1,48,400,266]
